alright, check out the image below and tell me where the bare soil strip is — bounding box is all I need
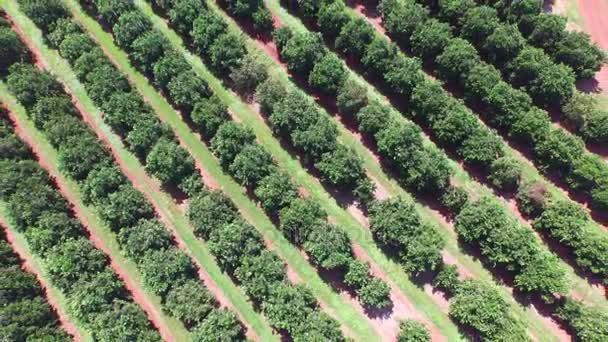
[0,220,81,341]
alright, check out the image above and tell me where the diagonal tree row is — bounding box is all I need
[363,0,608,212]
[71,0,399,319]
[4,2,350,340]
[9,0,381,339]
[203,0,606,311]
[0,12,263,341]
[392,0,607,147]
[67,0,524,338]
[217,0,604,304]
[211,0,608,337]
[282,0,608,236]
[0,185,70,341]
[97,0,540,339]
[0,57,161,342]
[83,0,607,340]
[36,0,389,338]
[420,1,608,145]
[267,2,608,339]
[110,0,608,340]
[219,1,608,340]
[5,0,608,336]
[64,0,457,339]
[272,0,608,291]
[474,0,605,80]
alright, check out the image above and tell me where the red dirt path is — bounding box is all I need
[0,221,80,341]
[577,0,608,94]
[5,108,175,342]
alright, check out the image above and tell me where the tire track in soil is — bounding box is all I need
[255,6,572,340]
[0,220,81,342]
[5,106,175,342]
[7,20,262,341]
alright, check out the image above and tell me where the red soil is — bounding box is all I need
[353,3,386,35]
[351,244,446,342]
[5,108,175,342]
[0,222,80,341]
[577,0,608,95]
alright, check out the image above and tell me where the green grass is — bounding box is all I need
[0,204,93,342]
[55,0,383,339]
[0,83,190,341]
[265,0,608,309]
[130,0,468,339]
[561,0,585,27]
[1,4,277,340]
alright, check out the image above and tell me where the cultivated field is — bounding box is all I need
[1,0,606,341]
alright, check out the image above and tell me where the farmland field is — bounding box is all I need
[0,0,606,341]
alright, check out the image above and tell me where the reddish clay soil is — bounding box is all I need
[351,244,446,342]
[5,109,175,342]
[577,0,608,95]
[353,3,386,35]
[0,222,80,341]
